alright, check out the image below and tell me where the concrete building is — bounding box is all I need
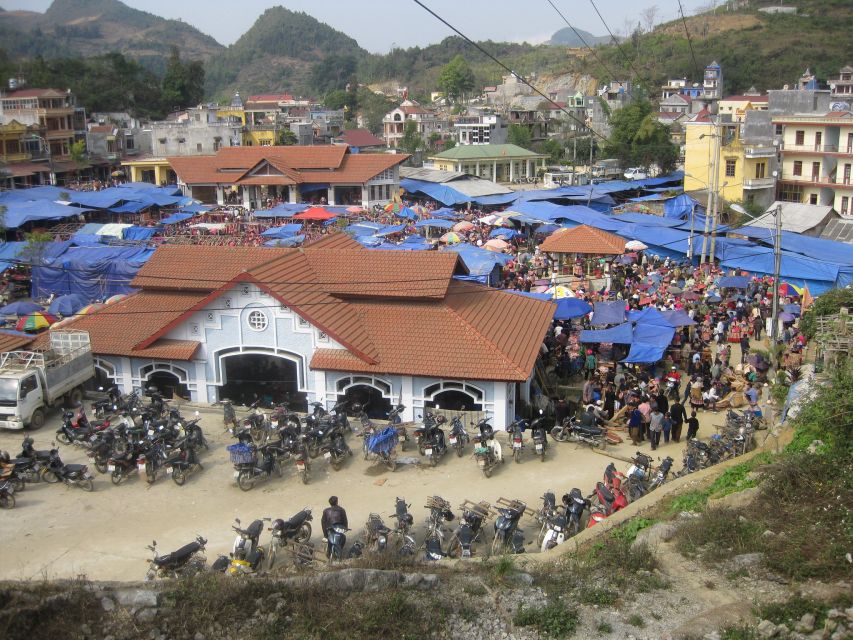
[829,65,853,105]
[454,114,507,145]
[382,100,447,148]
[0,87,77,159]
[587,81,632,137]
[719,92,768,122]
[57,237,554,428]
[426,143,547,183]
[774,111,853,215]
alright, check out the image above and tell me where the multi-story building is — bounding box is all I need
[382,100,447,148]
[718,91,768,122]
[454,114,507,146]
[586,81,632,138]
[829,65,853,105]
[774,111,853,215]
[0,87,76,159]
[310,110,345,144]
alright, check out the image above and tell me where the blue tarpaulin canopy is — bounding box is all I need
[415,218,454,229]
[590,300,627,326]
[489,228,522,239]
[506,291,552,301]
[347,222,384,236]
[109,201,150,214]
[177,203,212,214]
[32,246,154,299]
[159,212,193,225]
[660,309,697,327]
[627,307,675,327]
[0,200,93,229]
[300,183,330,193]
[261,223,303,238]
[357,235,383,247]
[253,203,308,218]
[717,275,751,289]
[122,226,158,241]
[263,235,305,247]
[0,300,43,316]
[633,322,676,347]
[375,224,407,237]
[553,297,592,320]
[580,322,634,344]
[622,343,669,363]
[442,243,510,286]
[48,293,88,316]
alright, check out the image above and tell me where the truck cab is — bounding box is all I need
[0,371,45,429]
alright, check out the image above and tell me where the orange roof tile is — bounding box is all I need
[538,225,626,255]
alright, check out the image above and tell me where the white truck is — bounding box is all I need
[0,330,95,430]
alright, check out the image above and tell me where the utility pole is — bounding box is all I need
[771,202,782,343]
[687,203,696,261]
[586,135,594,206]
[701,115,721,263]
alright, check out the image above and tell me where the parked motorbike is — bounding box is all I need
[625,452,653,501]
[85,429,115,474]
[492,500,526,555]
[217,398,238,431]
[91,385,122,419]
[472,419,502,478]
[535,491,558,547]
[648,456,674,491]
[266,508,313,569]
[56,407,109,446]
[422,495,454,559]
[562,416,606,449]
[293,439,311,484]
[107,446,142,485]
[145,536,207,580]
[508,419,527,463]
[0,480,15,509]
[320,429,352,471]
[446,502,489,558]
[563,488,589,536]
[391,497,414,537]
[586,481,628,527]
[163,440,203,486]
[530,410,549,462]
[414,413,447,466]
[41,448,94,491]
[230,443,283,492]
[448,416,470,458]
[325,525,349,563]
[216,518,266,575]
[540,505,569,553]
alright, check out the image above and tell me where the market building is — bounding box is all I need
[426,143,547,183]
[58,235,554,428]
[166,145,409,209]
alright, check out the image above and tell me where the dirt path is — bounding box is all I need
[0,403,726,582]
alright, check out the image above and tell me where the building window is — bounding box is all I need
[778,183,803,202]
[793,161,802,176]
[841,196,849,215]
[795,130,804,145]
[725,159,736,177]
[809,193,818,205]
[775,124,783,136]
[247,310,268,331]
[196,143,202,152]
[812,162,820,180]
[755,162,766,179]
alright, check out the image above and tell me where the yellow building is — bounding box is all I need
[0,120,41,163]
[718,93,768,122]
[121,157,175,185]
[684,114,777,208]
[774,111,853,215]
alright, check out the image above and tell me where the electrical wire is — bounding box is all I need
[587,0,647,90]
[677,0,702,79]
[543,0,620,82]
[409,0,615,148]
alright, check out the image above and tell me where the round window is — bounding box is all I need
[247,310,268,331]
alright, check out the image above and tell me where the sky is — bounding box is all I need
[6,0,713,52]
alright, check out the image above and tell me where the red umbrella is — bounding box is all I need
[290,207,337,221]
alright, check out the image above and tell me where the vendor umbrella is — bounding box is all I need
[345,206,364,214]
[384,202,402,213]
[667,285,683,294]
[546,285,575,299]
[777,282,801,297]
[625,240,648,251]
[553,297,592,320]
[453,221,475,232]
[15,311,57,332]
[105,294,127,305]
[706,294,722,303]
[483,238,509,252]
[783,303,801,316]
[48,294,87,317]
[291,207,337,221]
[779,312,796,323]
[77,303,105,315]
[0,300,44,316]
[440,232,463,244]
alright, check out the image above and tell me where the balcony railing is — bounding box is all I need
[781,143,853,154]
[743,177,776,189]
[743,145,777,157]
[781,174,853,187]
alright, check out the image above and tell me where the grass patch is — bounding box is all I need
[0,580,103,640]
[609,517,657,544]
[666,454,773,515]
[577,585,618,606]
[756,593,853,629]
[626,613,645,628]
[719,624,759,640]
[489,555,517,584]
[596,620,613,634]
[514,601,579,638]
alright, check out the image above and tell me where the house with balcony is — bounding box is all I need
[774,111,853,215]
[0,87,76,159]
[382,100,448,148]
[829,65,853,105]
[719,91,768,122]
[454,114,507,146]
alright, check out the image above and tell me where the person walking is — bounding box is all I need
[669,400,687,443]
[686,410,700,440]
[628,405,643,446]
[584,349,597,380]
[649,408,664,450]
[661,412,673,444]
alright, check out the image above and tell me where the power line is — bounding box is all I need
[587,0,647,90]
[410,0,615,148]
[543,0,620,83]
[677,0,702,79]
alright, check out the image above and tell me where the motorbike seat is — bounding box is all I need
[12,457,32,468]
[597,483,615,504]
[575,424,604,437]
[154,541,199,567]
[282,511,308,530]
[240,520,264,540]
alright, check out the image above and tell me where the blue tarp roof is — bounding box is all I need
[660,309,696,327]
[580,322,634,344]
[622,343,668,363]
[122,226,158,241]
[261,223,302,238]
[429,207,460,219]
[717,275,751,289]
[633,322,675,347]
[347,222,384,236]
[0,200,93,228]
[627,307,675,327]
[177,203,212,214]
[506,291,552,301]
[263,234,305,247]
[32,245,154,299]
[554,297,592,320]
[663,194,703,219]
[415,218,454,229]
[253,203,309,218]
[160,212,194,225]
[400,178,476,206]
[356,235,383,247]
[733,226,853,266]
[489,227,522,239]
[441,243,511,276]
[109,201,150,214]
[375,224,407,237]
[590,300,626,326]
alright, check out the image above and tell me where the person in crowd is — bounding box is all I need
[669,399,687,443]
[628,404,643,446]
[661,411,673,444]
[686,410,700,440]
[648,407,664,450]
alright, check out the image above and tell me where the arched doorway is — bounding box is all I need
[139,363,190,400]
[423,381,484,412]
[336,376,393,419]
[220,353,306,410]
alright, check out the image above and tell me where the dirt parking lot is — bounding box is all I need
[0,403,727,581]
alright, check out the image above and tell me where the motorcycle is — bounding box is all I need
[217,398,238,431]
[491,500,526,555]
[563,488,589,537]
[325,525,349,563]
[85,429,116,474]
[508,419,527,464]
[145,536,207,580]
[472,419,502,478]
[414,413,447,466]
[586,482,629,527]
[266,508,313,569]
[551,416,606,448]
[56,407,109,446]
[293,438,311,484]
[423,495,454,560]
[41,448,94,491]
[107,445,142,485]
[229,443,283,492]
[217,518,266,575]
[446,502,490,559]
[648,456,674,491]
[0,480,15,509]
[625,452,653,502]
[176,412,208,451]
[535,491,558,547]
[392,497,414,536]
[163,440,203,486]
[448,416,470,458]
[91,385,121,419]
[320,429,352,471]
[364,513,394,553]
[540,504,569,553]
[530,410,549,462]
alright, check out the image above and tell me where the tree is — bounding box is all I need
[400,120,422,154]
[437,55,475,102]
[601,99,678,173]
[69,139,87,181]
[538,138,565,164]
[309,55,357,94]
[507,124,532,149]
[161,46,205,112]
[276,128,298,145]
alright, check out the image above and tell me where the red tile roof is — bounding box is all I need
[246,93,295,104]
[0,333,34,353]
[168,146,407,186]
[335,129,386,147]
[3,88,67,99]
[89,125,116,134]
[79,239,552,381]
[539,225,626,255]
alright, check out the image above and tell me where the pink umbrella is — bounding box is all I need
[453,221,475,232]
[483,238,509,252]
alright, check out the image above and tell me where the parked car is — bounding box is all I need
[624,168,648,180]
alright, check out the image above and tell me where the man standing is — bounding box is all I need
[669,399,687,443]
[649,408,664,450]
[321,496,348,537]
[686,411,700,440]
[628,405,643,446]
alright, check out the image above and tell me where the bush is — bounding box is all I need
[799,288,853,340]
[610,518,657,544]
[514,601,579,638]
